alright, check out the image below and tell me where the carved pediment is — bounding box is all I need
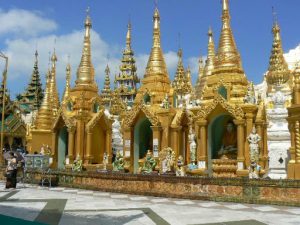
[197,95,244,120]
[123,102,160,128]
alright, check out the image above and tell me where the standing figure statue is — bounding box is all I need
[247,127,261,179]
[140,150,157,174]
[112,151,124,172]
[188,127,197,164]
[176,155,186,177]
[159,147,176,174]
[103,152,109,170]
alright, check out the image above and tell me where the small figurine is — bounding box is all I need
[176,155,186,177]
[140,150,157,174]
[159,147,176,174]
[188,127,197,164]
[103,152,109,170]
[112,151,124,172]
[160,94,170,109]
[72,154,83,172]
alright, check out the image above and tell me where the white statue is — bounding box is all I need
[247,127,261,179]
[272,88,286,109]
[188,127,197,164]
[247,127,261,163]
[103,152,109,170]
[159,147,176,174]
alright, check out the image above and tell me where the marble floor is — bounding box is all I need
[0,181,300,225]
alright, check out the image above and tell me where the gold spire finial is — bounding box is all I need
[214,0,242,70]
[153,7,160,47]
[63,60,71,102]
[126,21,131,49]
[266,18,289,87]
[75,8,96,89]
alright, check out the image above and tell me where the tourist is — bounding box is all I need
[5,152,18,189]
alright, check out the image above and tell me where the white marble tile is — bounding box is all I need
[110,194,128,199]
[129,196,149,201]
[285,208,300,215]
[173,200,195,205]
[77,191,94,195]
[150,198,169,203]
[255,206,280,212]
[198,202,221,207]
[224,204,249,210]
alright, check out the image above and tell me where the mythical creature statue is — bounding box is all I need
[72,154,83,172]
[112,151,124,171]
[160,94,170,109]
[140,150,157,174]
[176,155,186,177]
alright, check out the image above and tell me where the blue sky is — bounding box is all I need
[0,0,299,99]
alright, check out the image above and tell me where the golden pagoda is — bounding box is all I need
[172,49,192,99]
[134,8,171,105]
[30,8,113,168]
[29,69,54,152]
[191,0,267,177]
[194,56,204,99]
[100,65,112,107]
[195,28,216,99]
[115,22,140,106]
[287,62,300,179]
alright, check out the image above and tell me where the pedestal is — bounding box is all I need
[267,108,290,179]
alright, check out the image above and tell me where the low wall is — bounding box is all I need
[1,168,300,206]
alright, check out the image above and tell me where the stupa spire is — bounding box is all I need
[75,7,96,89]
[101,65,112,107]
[126,21,132,50]
[49,49,60,113]
[34,70,53,130]
[205,27,215,77]
[266,15,289,87]
[63,61,71,102]
[214,0,242,70]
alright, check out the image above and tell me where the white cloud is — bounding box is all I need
[0,8,199,98]
[0,9,57,37]
[284,45,300,70]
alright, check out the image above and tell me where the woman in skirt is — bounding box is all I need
[5,152,17,189]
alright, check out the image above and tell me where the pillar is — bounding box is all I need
[184,126,190,165]
[171,126,181,157]
[244,114,254,167]
[234,119,245,170]
[256,121,265,168]
[51,132,57,167]
[75,121,84,159]
[106,130,112,163]
[85,131,92,164]
[197,120,207,169]
[123,127,133,172]
[67,128,75,162]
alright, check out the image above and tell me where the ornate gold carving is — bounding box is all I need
[123,102,160,128]
[197,95,244,120]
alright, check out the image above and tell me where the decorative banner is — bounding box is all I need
[125,140,131,148]
[153,139,159,157]
[125,151,130,157]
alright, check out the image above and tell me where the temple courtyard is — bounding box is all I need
[0,182,299,225]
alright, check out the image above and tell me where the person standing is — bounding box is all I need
[5,152,17,189]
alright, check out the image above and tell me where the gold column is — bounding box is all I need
[67,128,75,162]
[75,121,84,158]
[244,114,254,167]
[85,132,92,164]
[184,126,190,164]
[171,126,181,157]
[51,132,57,167]
[123,127,133,172]
[287,121,296,179]
[197,120,207,169]
[234,119,245,170]
[106,129,112,163]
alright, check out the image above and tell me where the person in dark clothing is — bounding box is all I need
[5,152,17,189]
